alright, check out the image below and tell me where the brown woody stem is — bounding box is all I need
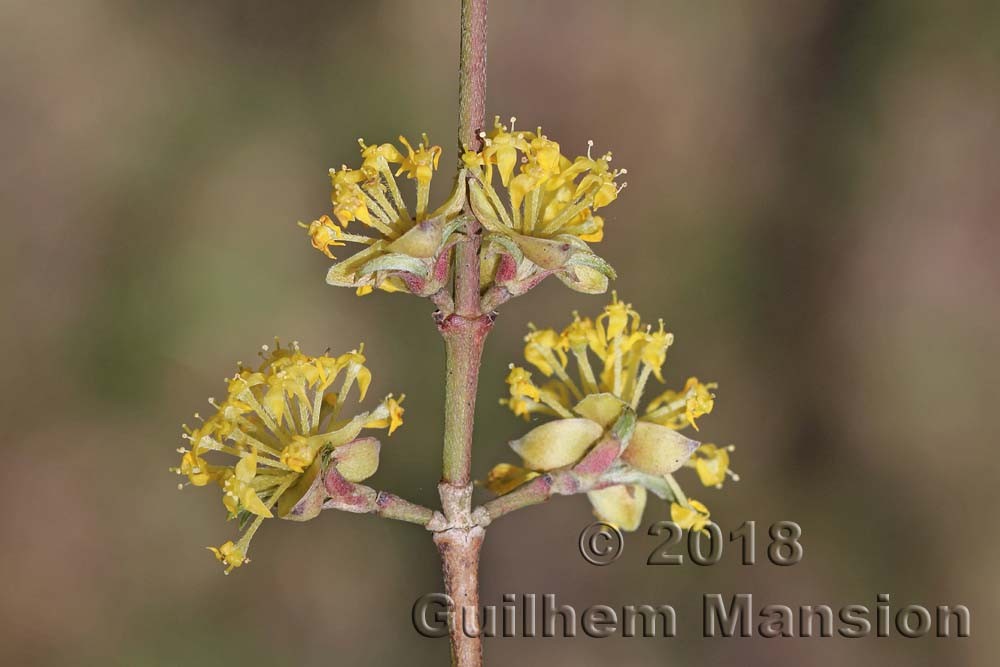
[434,526,486,666]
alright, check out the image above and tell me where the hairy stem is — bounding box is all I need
[434,526,486,666]
[435,1,489,665]
[479,418,634,522]
[454,0,488,318]
[439,314,492,487]
[479,469,617,522]
[323,468,436,526]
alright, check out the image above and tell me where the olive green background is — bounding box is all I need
[2,1,997,665]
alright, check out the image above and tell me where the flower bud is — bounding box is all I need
[573,393,626,428]
[510,417,603,471]
[557,263,609,294]
[587,484,647,531]
[277,457,325,522]
[332,436,381,483]
[621,422,699,475]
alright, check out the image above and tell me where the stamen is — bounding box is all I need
[587,139,594,159]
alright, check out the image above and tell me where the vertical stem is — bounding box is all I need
[442,0,489,490]
[435,2,490,665]
[440,316,491,486]
[454,0,488,318]
[434,526,486,666]
[458,0,488,151]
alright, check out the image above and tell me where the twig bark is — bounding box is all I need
[323,468,436,526]
[453,0,489,319]
[479,413,636,522]
[434,1,490,665]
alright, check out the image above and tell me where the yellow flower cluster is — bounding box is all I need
[303,134,465,296]
[172,341,404,573]
[487,295,736,532]
[464,117,624,295]
[464,116,625,242]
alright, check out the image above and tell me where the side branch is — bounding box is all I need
[323,468,436,526]
[479,411,637,522]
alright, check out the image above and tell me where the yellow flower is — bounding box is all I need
[387,396,405,435]
[645,377,718,431]
[465,116,624,295]
[488,296,735,532]
[303,215,346,259]
[207,540,247,575]
[221,449,272,518]
[172,340,405,572]
[690,444,739,488]
[305,134,465,297]
[671,499,711,533]
[483,463,540,496]
[179,451,213,487]
[363,394,406,435]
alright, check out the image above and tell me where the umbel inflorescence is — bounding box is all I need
[173,341,403,573]
[303,134,466,297]
[301,118,624,307]
[487,294,737,532]
[173,117,737,575]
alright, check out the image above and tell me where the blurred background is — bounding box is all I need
[2,1,998,665]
